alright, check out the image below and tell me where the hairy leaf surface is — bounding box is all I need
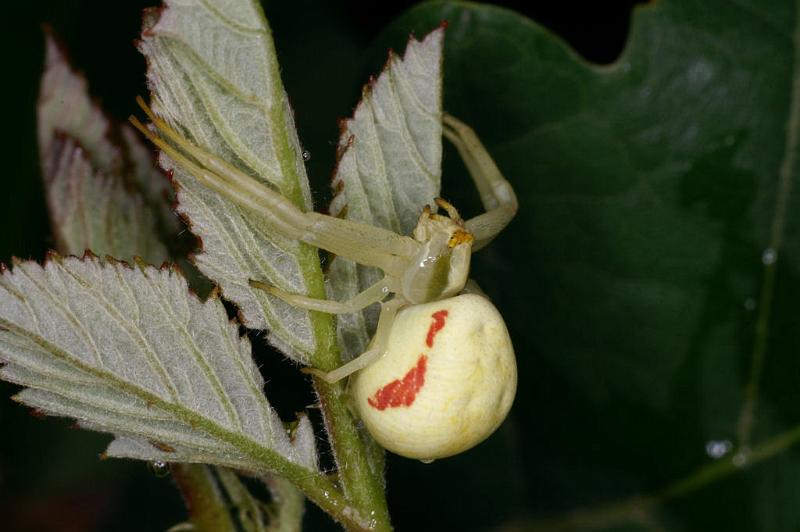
[327,29,443,357]
[138,0,328,363]
[38,35,171,265]
[0,257,318,473]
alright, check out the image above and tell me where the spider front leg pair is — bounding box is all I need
[131,101,517,460]
[248,113,518,384]
[442,114,518,250]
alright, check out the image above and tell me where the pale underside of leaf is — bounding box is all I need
[0,257,318,472]
[139,0,323,363]
[43,135,168,264]
[328,28,443,358]
[37,34,170,265]
[38,34,119,172]
[121,123,182,239]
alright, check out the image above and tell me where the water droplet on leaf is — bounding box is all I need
[149,460,171,477]
[302,150,311,161]
[705,439,732,459]
[762,248,777,265]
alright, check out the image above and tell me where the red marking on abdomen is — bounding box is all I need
[367,355,427,410]
[426,310,449,347]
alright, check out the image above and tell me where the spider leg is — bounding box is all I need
[442,114,518,251]
[249,277,392,314]
[303,299,402,383]
[129,98,419,277]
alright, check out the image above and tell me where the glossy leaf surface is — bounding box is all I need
[382,1,800,530]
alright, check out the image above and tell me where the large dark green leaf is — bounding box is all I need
[381,1,800,530]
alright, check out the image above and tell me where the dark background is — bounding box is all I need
[0,1,640,530]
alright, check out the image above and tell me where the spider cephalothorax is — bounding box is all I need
[402,198,473,305]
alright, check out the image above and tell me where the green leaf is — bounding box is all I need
[120,123,182,243]
[38,35,171,265]
[0,256,318,474]
[384,0,800,530]
[328,28,443,358]
[138,0,328,363]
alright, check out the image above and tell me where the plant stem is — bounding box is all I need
[271,460,372,531]
[171,464,237,532]
[298,246,390,528]
[314,375,392,531]
[516,423,800,532]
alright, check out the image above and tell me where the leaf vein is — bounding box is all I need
[15,264,104,367]
[59,262,180,401]
[148,273,242,430]
[736,0,800,446]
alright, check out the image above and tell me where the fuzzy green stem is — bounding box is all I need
[307,292,390,529]
[250,4,392,526]
[294,237,390,528]
[314,375,391,531]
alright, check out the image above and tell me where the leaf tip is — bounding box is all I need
[41,249,59,264]
[78,249,94,261]
[41,26,67,71]
[9,256,25,268]
[132,256,150,272]
[140,6,165,39]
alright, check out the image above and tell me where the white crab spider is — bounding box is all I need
[131,99,518,460]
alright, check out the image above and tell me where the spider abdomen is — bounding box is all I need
[352,293,516,461]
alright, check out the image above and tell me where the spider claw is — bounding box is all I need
[301,366,337,383]
[434,197,463,223]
